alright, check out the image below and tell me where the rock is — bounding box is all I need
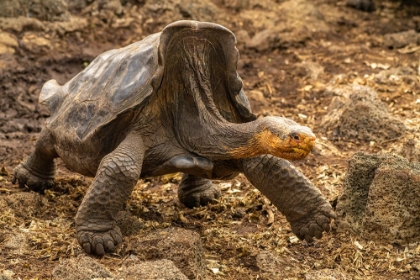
[142,0,222,30]
[221,0,251,10]
[128,227,206,279]
[235,29,251,49]
[345,0,376,12]
[336,152,420,244]
[375,66,416,85]
[246,0,328,52]
[117,255,188,280]
[4,233,28,254]
[305,269,349,280]
[393,136,420,162]
[54,17,89,36]
[0,32,18,54]
[280,0,326,26]
[247,28,284,52]
[246,90,269,112]
[29,0,70,21]
[102,0,124,16]
[295,60,324,80]
[0,0,27,18]
[413,262,420,271]
[320,85,406,143]
[52,255,112,280]
[0,17,45,33]
[0,0,69,21]
[0,197,7,210]
[0,45,14,55]
[0,270,14,280]
[256,250,290,279]
[384,30,420,49]
[21,33,51,53]
[52,253,188,279]
[66,0,89,13]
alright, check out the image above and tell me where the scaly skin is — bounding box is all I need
[239,155,336,242]
[178,174,221,208]
[13,129,57,193]
[75,132,144,256]
[179,155,335,242]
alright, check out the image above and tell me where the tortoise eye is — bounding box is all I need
[290,133,300,141]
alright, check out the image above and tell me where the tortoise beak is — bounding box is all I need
[305,135,316,151]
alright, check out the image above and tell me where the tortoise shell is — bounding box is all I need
[39,20,255,140]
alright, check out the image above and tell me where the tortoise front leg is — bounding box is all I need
[75,132,144,256]
[238,155,336,242]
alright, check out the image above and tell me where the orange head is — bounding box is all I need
[258,116,316,160]
[229,116,316,160]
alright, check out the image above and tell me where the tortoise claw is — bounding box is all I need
[291,207,335,243]
[76,226,123,256]
[12,163,55,193]
[178,179,221,208]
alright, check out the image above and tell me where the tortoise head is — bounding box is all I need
[229,116,316,160]
[258,117,316,160]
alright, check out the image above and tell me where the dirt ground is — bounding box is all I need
[1,0,420,279]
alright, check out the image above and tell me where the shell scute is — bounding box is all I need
[41,33,161,140]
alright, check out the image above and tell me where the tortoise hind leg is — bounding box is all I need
[178,161,241,208]
[13,129,57,193]
[178,174,221,208]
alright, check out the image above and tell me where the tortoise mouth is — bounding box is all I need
[273,135,316,160]
[276,147,312,160]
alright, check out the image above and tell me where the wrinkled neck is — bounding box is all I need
[182,117,265,160]
[156,34,268,160]
[172,38,263,159]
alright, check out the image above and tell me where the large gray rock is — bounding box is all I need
[336,152,420,244]
[321,85,406,143]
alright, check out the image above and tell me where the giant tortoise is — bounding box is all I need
[13,20,335,255]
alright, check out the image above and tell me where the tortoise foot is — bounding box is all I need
[12,163,55,193]
[178,176,221,208]
[76,226,123,256]
[290,205,336,243]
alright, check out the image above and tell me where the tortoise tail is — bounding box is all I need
[39,79,65,114]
